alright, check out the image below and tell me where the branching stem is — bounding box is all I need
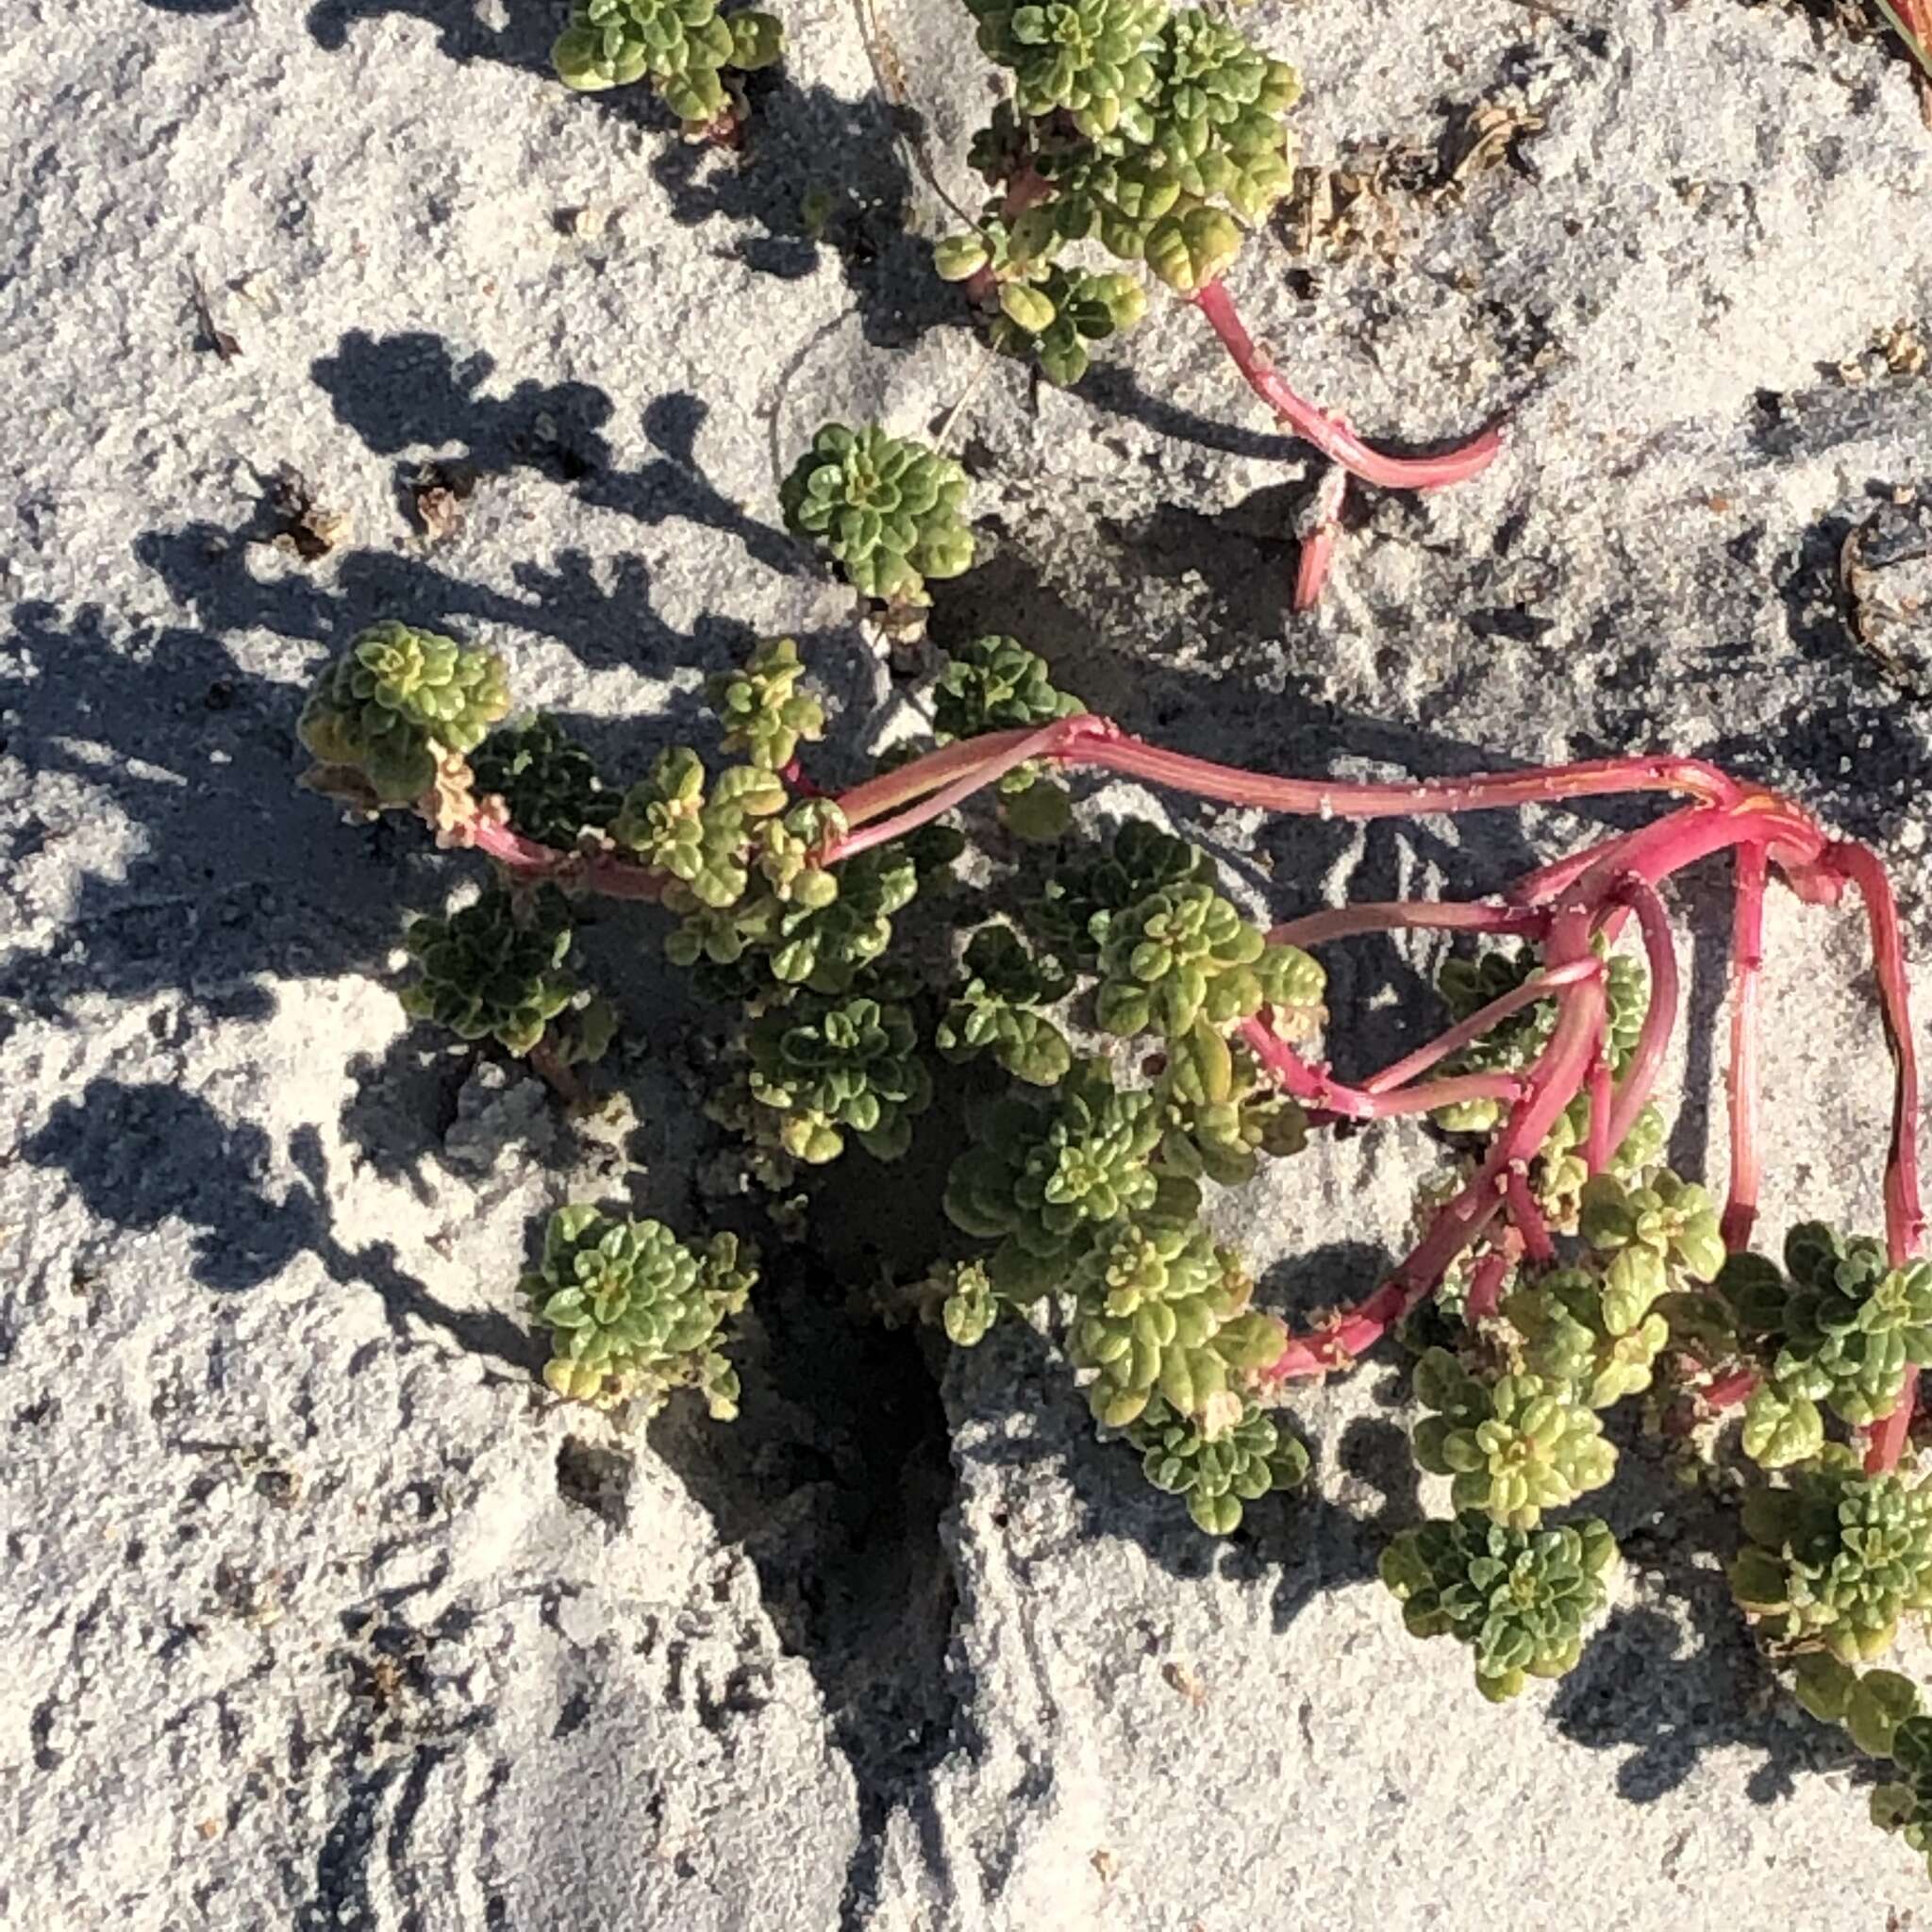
[1190,277,1506,492]
[1723,843,1768,1254]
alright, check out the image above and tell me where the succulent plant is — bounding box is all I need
[611,750,785,908]
[1093,879,1322,1040]
[1129,8,1299,213]
[746,991,933,1163]
[1717,1222,1932,1464]
[708,636,825,773]
[1504,1265,1670,1410]
[675,843,917,991]
[986,260,1151,385]
[551,0,783,125]
[1155,1024,1307,1185]
[1872,1714,1932,1877]
[933,634,1083,742]
[936,924,1075,1085]
[1068,1215,1284,1425]
[780,423,975,607]
[965,0,1166,133]
[298,622,509,805]
[1729,1455,1932,1662]
[943,1059,1170,1287]
[1379,1512,1617,1702]
[472,713,620,849]
[1410,1347,1616,1530]
[1033,818,1213,961]
[939,1259,1000,1347]
[1432,944,1648,1135]
[1126,1391,1309,1533]
[946,0,1299,330]
[523,1204,754,1412]
[398,887,582,1056]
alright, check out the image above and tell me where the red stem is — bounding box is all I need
[1238,1021,1524,1121]
[1361,955,1600,1095]
[826,720,1071,861]
[1266,916,1606,1379]
[1506,1169,1556,1265]
[1072,728,1741,822]
[1829,841,1926,1268]
[1723,843,1768,1253]
[1604,875,1679,1154]
[1702,1367,1759,1411]
[1826,841,1924,1474]
[1268,900,1546,949]
[469,818,666,900]
[1293,463,1350,611]
[1583,1047,1613,1176]
[1466,1243,1515,1324]
[1190,277,1506,492]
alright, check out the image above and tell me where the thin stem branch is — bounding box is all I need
[1466,1242,1516,1324]
[1583,1047,1612,1176]
[824,722,1071,860]
[833,726,1041,830]
[1724,843,1769,1253]
[1265,916,1606,1380]
[1362,956,1600,1095]
[1239,1020,1524,1121]
[1268,899,1546,949]
[1078,731,1742,820]
[1830,841,1926,1268]
[1190,277,1506,491]
[1702,1367,1759,1411]
[1506,1169,1556,1264]
[1293,461,1350,610]
[467,818,666,900]
[1605,874,1679,1154]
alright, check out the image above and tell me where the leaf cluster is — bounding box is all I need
[524,1204,755,1412]
[941,0,1302,382]
[552,0,783,125]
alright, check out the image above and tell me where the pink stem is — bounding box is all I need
[1293,463,1350,611]
[1239,1020,1524,1121]
[1829,841,1926,1268]
[1268,900,1546,949]
[1361,954,1600,1095]
[469,818,666,900]
[1073,730,1741,821]
[1723,843,1769,1253]
[1506,1169,1556,1264]
[1583,1048,1613,1175]
[1507,824,1645,908]
[1265,914,1606,1379]
[824,722,1072,862]
[1604,874,1679,1154]
[1466,1243,1515,1324]
[833,726,1042,830]
[1826,841,1924,1474]
[1191,277,1506,492]
[1266,1194,1507,1376]
[1702,1367,1759,1411]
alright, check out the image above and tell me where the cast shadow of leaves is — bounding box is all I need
[302,0,953,351]
[309,331,800,576]
[21,1082,533,1371]
[0,597,429,1028]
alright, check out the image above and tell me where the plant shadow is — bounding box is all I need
[308,333,803,576]
[19,1087,535,1372]
[301,0,955,351]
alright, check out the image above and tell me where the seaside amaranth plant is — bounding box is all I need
[299,487,1932,1880]
[552,0,783,135]
[931,0,1503,608]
